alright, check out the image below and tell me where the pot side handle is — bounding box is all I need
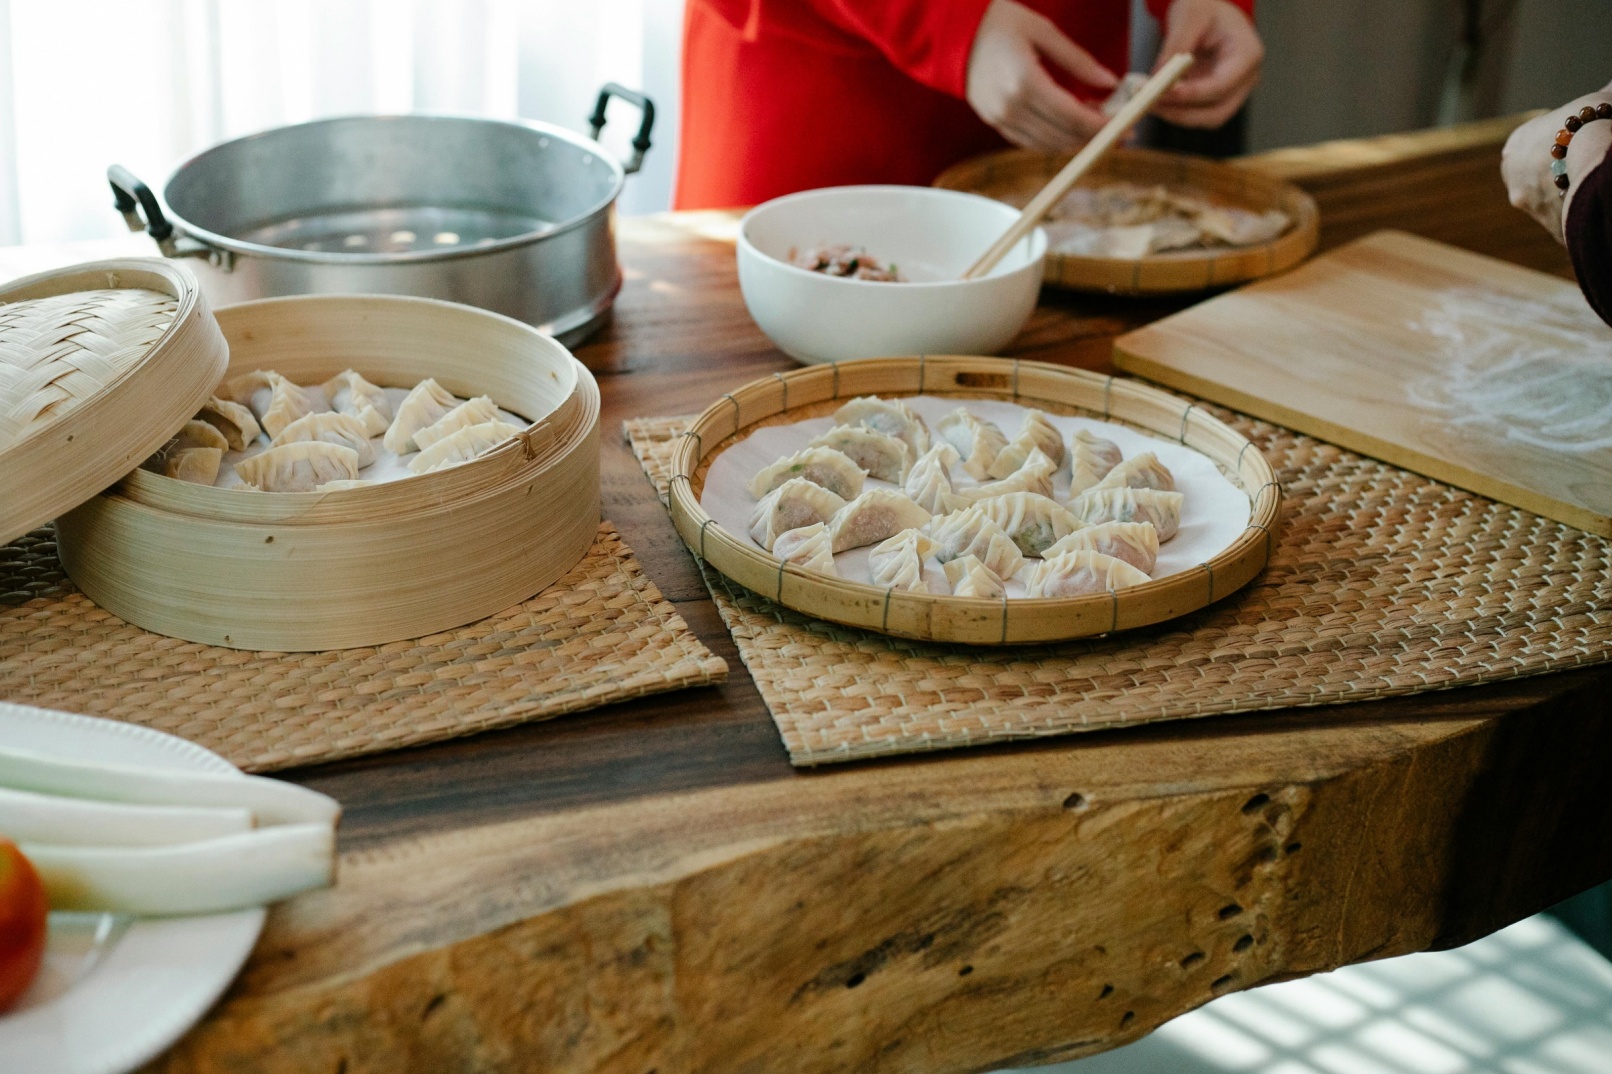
[587,83,655,176]
[107,165,232,268]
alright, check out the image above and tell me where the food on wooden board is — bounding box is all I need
[869,528,936,593]
[1024,549,1151,597]
[772,522,837,575]
[828,489,932,552]
[808,424,914,484]
[988,408,1065,477]
[747,445,866,500]
[903,442,962,514]
[834,396,930,456]
[943,554,1006,599]
[0,838,46,1013]
[788,244,905,282]
[938,407,1009,480]
[749,478,847,550]
[1043,520,1160,574]
[1071,487,1184,541]
[1070,428,1123,496]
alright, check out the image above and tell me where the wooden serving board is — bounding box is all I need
[1114,229,1612,537]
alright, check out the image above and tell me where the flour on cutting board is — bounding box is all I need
[1408,287,1612,453]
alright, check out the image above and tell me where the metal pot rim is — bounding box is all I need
[159,113,625,266]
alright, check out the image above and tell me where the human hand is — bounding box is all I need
[1502,82,1612,243]
[1151,0,1263,129]
[965,0,1118,152]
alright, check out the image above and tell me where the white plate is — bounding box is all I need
[0,702,264,1074]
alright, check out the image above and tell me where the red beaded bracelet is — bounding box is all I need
[1552,102,1612,194]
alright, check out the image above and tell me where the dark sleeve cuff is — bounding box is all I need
[1565,140,1612,327]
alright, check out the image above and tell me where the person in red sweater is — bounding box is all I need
[675,0,1263,209]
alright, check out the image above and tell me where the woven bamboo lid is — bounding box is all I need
[0,259,227,546]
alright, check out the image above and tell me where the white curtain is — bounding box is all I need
[0,0,684,247]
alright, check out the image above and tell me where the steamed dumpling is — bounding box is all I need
[834,397,930,457]
[748,478,847,550]
[937,408,1008,481]
[1094,451,1175,492]
[772,523,837,576]
[385,378,459,454]
[164,446,221,485]
[943,555,1005,600]
[1069,428,1124,496]
[1043,520,1160,574]
[987,409,1064,478]
[808,425,913,484]
[868,528,935,592]
[175,419,228,452]
[1023,549,1150,597]
[975,492,1085,557]
[235,441,360,492]
[322,369,393,437]
[1071,487,1184,541]
[903,443,962,514]
[827,490,931,552]
[414,396,503,453]
[409,420,521,474]
[748,446,866,501]
[226,370,318,438]
[950,447,1056,504]
[272,411,376,468]
[926,505,1026,581]
[196,396,261,450]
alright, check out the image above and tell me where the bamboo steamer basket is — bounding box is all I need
[54,293,600,652]
[668,357,1280,646]
[934,147,1319,295]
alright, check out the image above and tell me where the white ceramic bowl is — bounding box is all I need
[737,185,1046,365]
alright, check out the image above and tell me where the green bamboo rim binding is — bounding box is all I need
[667,356,1284,646]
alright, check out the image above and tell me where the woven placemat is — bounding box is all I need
[626,411,1612,766]
[0,521,726,772]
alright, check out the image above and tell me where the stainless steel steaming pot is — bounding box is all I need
[108,84,654,344]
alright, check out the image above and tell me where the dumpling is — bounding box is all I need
[175,419,228,452]
[975,492,1085,557]
[322,369,393,437]
[225,371,318,439]
[164,447,221,485]
[951,447,1056,503]
[937,408,1008,480]
[868,528,935,592]
[827,490,931,553]
[834,397,930,457]
[808,425,912,484]
[987,409,1065,478]
[272,411,376,468]
[1023,549,1150,597]
[414,396,503,453]
[943,555,1005,600]
[974,529,1027,581]
[1094,450,1175,492]
[772,523,837,576]
[1069,428,1123,496]
[1072,488,1184,541]
[235,442,360,492]
[1043,521,1159,574]
[903,443,962,514]
[748,478,847,550]
[926,506,1026,580]
[409,420,521,474]
[196,396,261,450]
[384,378,460,454]
[748,446,865,500]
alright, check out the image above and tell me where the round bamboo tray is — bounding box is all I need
[933,147,1319,295]
[0,259,227,546]
[668,357,1281,646]
[55,294,600,651]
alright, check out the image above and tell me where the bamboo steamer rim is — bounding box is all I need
[933,147,1320,295]
[667,356,1282,646]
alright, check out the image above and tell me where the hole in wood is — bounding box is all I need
[1218,902,1242,920]
[1234,934,1254,953]
[1063,792,1087,810]
[1180,952,1205,970]
[845,972,866,989]
[1242,793,1270,814]
[954,372,1012,390]
[264,535,274,543]
[1257,845,1280,865]
[1121,1011,1135,1028]
[1286,841,1303,855]
[1099,984,1114,999]
[1211,974,1236,993]
[959,965,974,977]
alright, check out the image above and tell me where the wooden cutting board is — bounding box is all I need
[1114,229,1612,537]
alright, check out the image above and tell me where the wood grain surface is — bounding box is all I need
[0,117,1606,1074]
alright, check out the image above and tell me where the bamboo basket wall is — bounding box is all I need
[933,147,1319,295]
[55,294,600,652]
[668,357,1281,646]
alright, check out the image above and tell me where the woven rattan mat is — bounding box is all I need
[626,411,1612,767]
[0,521,726,772]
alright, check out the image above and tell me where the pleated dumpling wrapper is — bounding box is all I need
[1094,450,1175,493]
[951,447,1056,504]
[834,396,930,458]
[748,446,866,501]
[1023,549,1150,598]
[1043,520,1159,574]
[988,409,1065,478]
[225,370,318,439]
[772,522,836,576]
[827,489,931,553]
[903,442,962,515]
[1071,487,1184,541]
[322,369,393,438]
[413,396,502,454]
[384,378,460,454]
[974,492,1085,557]
[196,396,261,451]
[868,528,936,592]
[164,447,222,485]
[926,505,1026,579]
[937,408,1008,481]
[235,441,360,493]
[749,478,847,550]
[943,554,1005,600]
[1069,428,1123,497]
[409,420,522,475]
[808,425,913,484]
[271,411,376,468]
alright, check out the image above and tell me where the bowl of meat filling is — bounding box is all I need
[737,185,1046,365]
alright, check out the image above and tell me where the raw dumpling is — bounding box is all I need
[409,420,521,474]
[772,523,837,576]
[748,478,847,550]
[1094,450,1175,492]
[196,396,261,450]
[1071,488,1184,541]
[827,490,931,553]
[1069,428,1123,496]
[937,408,1008,481]
[384,378,459,454]
[943,555,1005,600]
[414,396,503,453]
[1043,521,1160,574]
[272,411,376,468]
[834,397,930,457]
[226,370,318,439]
[926,506,1026,580]
[747,446,866,501]
[175,419,228,452]
[322,369,393,437]
[1024,549,1150,597]
[1197,206,1290,246]
[951,447,1056,503]
[808,425,912,484]
[987,409,1065,478]
[975,492,1085,557]
[164,447,221,485]
[868,528,935,592]
[235,442,360,492]
[903,443,962,514]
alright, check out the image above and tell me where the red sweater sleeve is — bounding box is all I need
[796,0,995,98]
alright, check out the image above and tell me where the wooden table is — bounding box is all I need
[9,117,1609,1074]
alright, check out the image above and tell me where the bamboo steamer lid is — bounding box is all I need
[0,259,227,545]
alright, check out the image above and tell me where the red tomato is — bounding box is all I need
[0,838,47,1013]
